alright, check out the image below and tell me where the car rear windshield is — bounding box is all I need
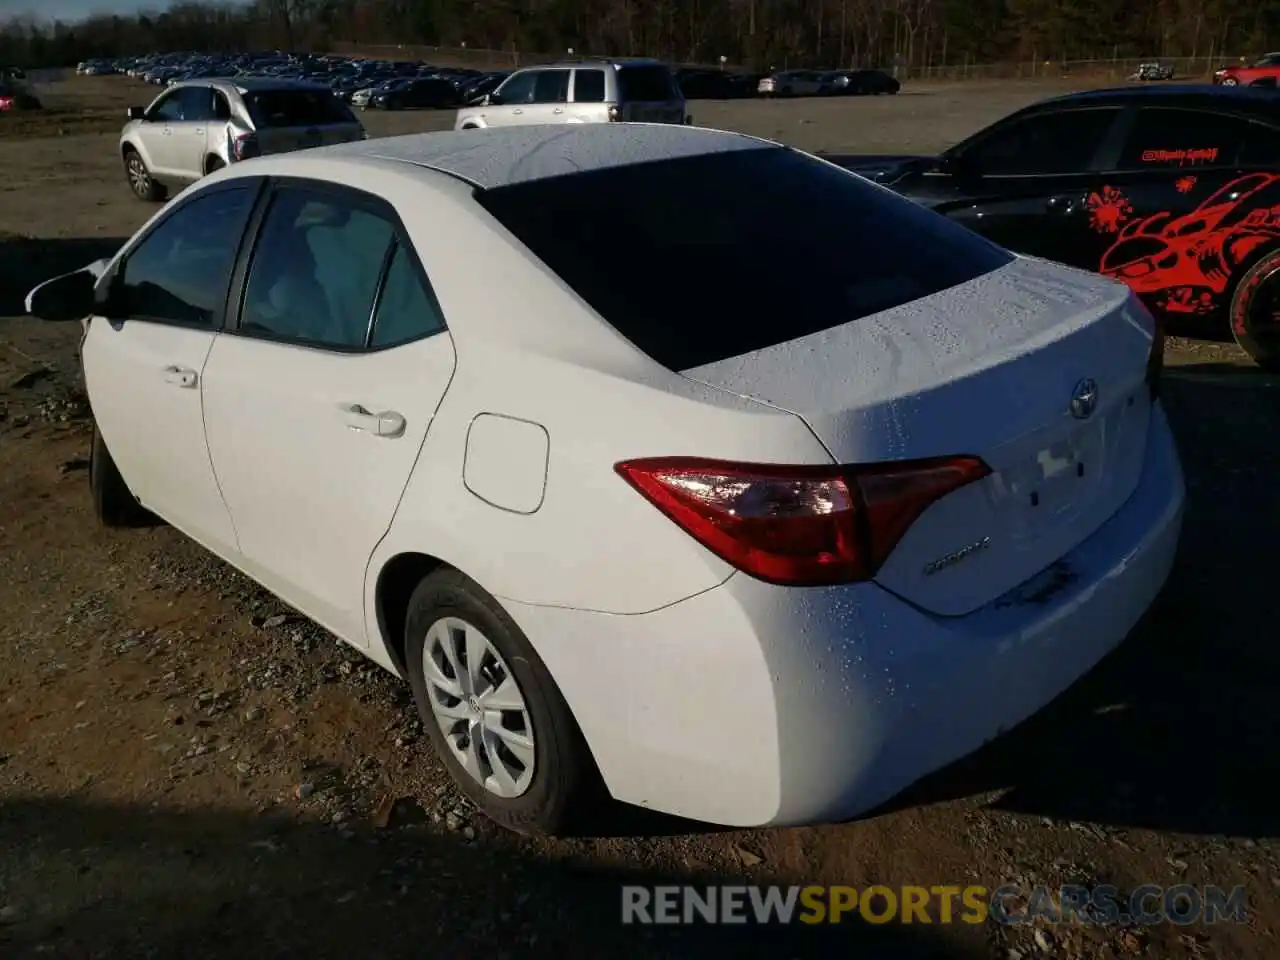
[475,147,1015,370]
[616,65,678,102]
[243,88,354,128]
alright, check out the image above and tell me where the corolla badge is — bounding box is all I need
[1070,378,1099,419]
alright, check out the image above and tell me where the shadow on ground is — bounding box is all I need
[0,796,980,959]
[0,235,126,317]
[885,363,1280,839]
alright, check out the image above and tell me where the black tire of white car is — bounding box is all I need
[1229,247,1280,373]
[124,149,163,202]
[404,568,596,835]
[90,424,155,527]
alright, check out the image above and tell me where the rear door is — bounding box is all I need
[617,64,685,124]
[242,87,363,155]
[1081,105,1280,320]
[523,69,571,124]
[200,179,456,645]
[919,106,1124,267]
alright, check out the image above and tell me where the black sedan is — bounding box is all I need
[371,77,460,110]
[827,85,1280,369]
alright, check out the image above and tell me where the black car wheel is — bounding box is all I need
[1229,247,1280,372]
[90,423,157,528]
[123,148,163,202]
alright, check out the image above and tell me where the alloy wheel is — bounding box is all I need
[422,616,536,798]
[127,155,150,197]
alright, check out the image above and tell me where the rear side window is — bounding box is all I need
[1115,108,1253,169]
[476,148,1013,370]
[573,69,605,103]
[617,65,678,102]
[242,89,354,128]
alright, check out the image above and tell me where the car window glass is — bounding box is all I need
[213,91,232,121]
[150,92,184,122]
[1239,122,1280,165]
[532,70,570,104]
[241,89,353,128]
[964,108,1118,175]
[177,86,213,122]
[476,147,1013,371]
[370,243,446,347]
[496,71,537,104]
[241,187,394,349]
[119,186,256,327]
[617,65,678,101]
[573,69,605,103]
[1116,108,1249,169]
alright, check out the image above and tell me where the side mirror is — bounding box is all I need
[25,264,101,322]
[484,92,499,106]
[128,105,146,120]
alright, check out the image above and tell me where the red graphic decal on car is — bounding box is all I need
[1098,173,1280,315]
[1085,186,1134,234]
[1175,176,1197,194]
[1140,147,1219,166]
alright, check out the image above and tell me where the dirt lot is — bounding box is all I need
[2,75,1278,960]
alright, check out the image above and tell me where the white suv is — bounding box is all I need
[120,78,365,202]
[454,58,687,130]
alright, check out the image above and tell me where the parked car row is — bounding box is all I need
[82,50,902,103]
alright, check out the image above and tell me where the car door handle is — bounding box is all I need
[163,365,197,388]
[194,128,204,134]
[553,107,564,114]
[343,404,405,438]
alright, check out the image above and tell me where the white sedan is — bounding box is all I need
[27,124,1185,835]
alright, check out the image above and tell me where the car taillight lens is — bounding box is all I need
[233,132,259,161]
[614,455,991,586]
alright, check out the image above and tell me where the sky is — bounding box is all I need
[6,0,241,21]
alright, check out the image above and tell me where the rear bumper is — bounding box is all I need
[505,404,1185,827]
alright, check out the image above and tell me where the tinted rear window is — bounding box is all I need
[617,65,678,102]
[243,89,354,128]
[476,148,1014,370]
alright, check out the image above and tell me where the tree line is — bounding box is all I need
[1,0,1277,72]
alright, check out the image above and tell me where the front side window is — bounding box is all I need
[240,186,395,349]
[149,91,184,122]
[962,108,1119,176]
[476,147,1013,371]
[495,71,537,104]
[118,186,257,327]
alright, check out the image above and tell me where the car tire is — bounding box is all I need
[1229,247,1280,372]
[204,155,225,175]
[90,424,156,527]
[123,148,164,202]
[404,568,598,835]
[1220,77,1239,86]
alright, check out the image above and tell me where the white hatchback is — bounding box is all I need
[27,125,1184,834]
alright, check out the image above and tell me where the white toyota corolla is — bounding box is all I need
[27,124,1184,835]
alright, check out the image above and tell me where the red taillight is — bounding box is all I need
[233,132,260,161]
[614,455,991,586]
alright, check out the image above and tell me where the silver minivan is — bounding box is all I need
[454,58,687,130]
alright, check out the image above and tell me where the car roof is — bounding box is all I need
[175,77,332,94]
[268,124,774,190]
[522,57,667,70]
[1033,83,1280,113]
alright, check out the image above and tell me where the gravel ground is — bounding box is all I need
[1,75,1279,960]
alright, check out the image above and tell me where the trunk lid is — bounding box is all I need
[681,257,1156,616]
[616,64,686,124]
